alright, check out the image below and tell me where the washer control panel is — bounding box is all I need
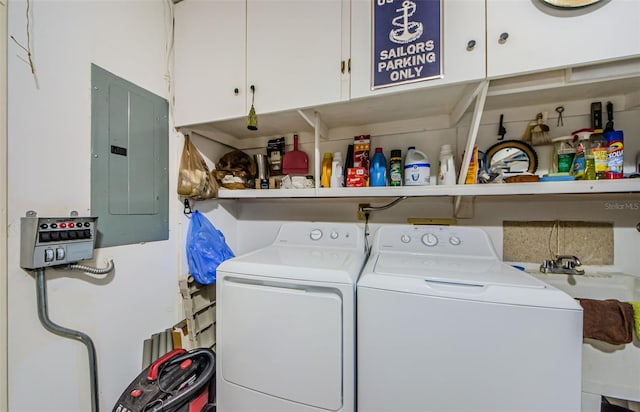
[375,225,497,258]
[20,215,98,269]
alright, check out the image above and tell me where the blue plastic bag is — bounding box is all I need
[186,211,235,284]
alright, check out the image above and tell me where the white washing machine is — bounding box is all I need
[216,222,366,412]
[357,225,583,412]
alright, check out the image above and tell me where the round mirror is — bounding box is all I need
[485,140,538,174]
[541,0,602,8]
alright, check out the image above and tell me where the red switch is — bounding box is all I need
[130,389,143,398]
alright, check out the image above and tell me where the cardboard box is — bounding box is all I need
[353,135,370,186]
[346,167,366,187]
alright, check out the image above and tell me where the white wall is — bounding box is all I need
[1,0,9,410]
[232,194,640,276]
[7,1,189,410]
[5,1,640,411]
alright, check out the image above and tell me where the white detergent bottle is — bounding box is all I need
[404,146,430,186]
[330,151,344,188]
[438,144,457,185]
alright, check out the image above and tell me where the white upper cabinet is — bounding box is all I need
[246,0,346,115]
[487,0,640,79]
[350,0,486,100]
[174,0,345,128]
[174,0,246,127]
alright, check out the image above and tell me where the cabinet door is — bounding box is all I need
[351,0,485,99]
[487,0,640,78]
[174,0,246,127]
[246,0,345,114]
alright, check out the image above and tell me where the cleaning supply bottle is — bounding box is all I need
[590,132,608,180]
[571,130,592,180]
[551,136,576,174]
[437,144,457,185]
[321,152,333,187]
[370,148,387,187]
[404,146,430,186]
[389,149,402,187]
[604,130,624,179]
[330,151,344,188]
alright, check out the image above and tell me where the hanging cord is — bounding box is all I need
[359,197,407,255]
[364,211,371,255]
[10,0,38,86]
[163,0,175,121]
[548,220,560,259]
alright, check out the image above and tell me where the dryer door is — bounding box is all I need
[221,279,343,410]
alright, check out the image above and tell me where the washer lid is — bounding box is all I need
[373,253,546,289]
[217,245,367,284]
[362,253,580,310]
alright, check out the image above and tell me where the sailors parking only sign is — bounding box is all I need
[373,0,442,89]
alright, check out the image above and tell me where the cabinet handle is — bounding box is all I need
[466,40,476,51]
[341,60,345,74]
[234,88,239,95]
[498,32,509,44]
[348,58,351,73]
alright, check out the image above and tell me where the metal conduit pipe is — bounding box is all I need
[35,268,100,412]
[68,259,114,275]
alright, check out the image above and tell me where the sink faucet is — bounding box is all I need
[539,255,585,276]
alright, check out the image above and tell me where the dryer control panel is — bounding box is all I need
[274,222,364,251]
[20,214,98,270]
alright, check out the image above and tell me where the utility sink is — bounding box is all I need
[531,271,640,404]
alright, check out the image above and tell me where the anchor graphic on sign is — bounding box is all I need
[389,0,423,44]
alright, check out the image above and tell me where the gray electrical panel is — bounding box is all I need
[20,214,97,270]
[91,64,169,248]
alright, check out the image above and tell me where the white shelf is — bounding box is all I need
[193,58,640,204]
[217,188,317,199]
[216,180,640,199]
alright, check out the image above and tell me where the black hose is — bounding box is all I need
[151,348,216,412]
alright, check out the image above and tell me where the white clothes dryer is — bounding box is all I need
[216,222,366,412]
[357,225,583,412]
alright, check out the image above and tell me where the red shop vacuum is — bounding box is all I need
[113,348,216,412]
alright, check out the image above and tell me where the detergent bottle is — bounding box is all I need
[437,144,457,185]
[369,148,387,187]
[330,152,344,188]
[321,152,333,187]
[404,146,430,186]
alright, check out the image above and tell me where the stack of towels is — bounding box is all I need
[577,299,640,345]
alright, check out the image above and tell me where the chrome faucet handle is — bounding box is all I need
[555,255,581,267]
[555,255,585,275]
[539,255,585,275]
[539,259,556,273]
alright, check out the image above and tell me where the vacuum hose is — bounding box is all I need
[35,260,114,412]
